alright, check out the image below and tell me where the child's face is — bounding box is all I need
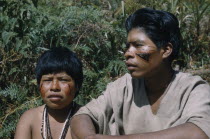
[39,72,77,109]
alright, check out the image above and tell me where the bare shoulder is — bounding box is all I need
[15,105,44,139]
[19,105,44,122]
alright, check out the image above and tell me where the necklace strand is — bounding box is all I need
[41,103,74,139]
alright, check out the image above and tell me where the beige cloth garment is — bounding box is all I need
[75,72,210,137]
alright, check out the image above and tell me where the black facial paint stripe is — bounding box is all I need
[136,53,150,61]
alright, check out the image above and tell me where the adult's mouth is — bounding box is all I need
[125,61,137,70]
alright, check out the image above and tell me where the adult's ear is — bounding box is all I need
[162,43,173,59]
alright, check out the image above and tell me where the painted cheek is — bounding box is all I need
[64,84,75,97]
[136,46,156,62]
[39,82,51,98]
[136,53,151,61]
[39,83,46,98]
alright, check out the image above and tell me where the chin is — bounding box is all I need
[45,102,65,109]
[47,104,62,109]
[129,71,145,79]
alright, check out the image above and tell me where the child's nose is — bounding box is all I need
[50,80,60,91]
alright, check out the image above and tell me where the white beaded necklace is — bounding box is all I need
[41,103,74,139]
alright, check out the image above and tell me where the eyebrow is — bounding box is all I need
[42,76,53,78]
[127,40,145,45]
[57,76,71,79]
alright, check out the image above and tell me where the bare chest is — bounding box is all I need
[31,115,71,139]
[50,121,72,139]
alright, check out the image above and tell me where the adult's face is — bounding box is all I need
[124,28,165,79]
[40,72,77,109]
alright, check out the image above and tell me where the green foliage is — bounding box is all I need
[122,0,210,68]
[175,0,210,68]
[0,83,42,137]
[0,0,209,138]
[0,84,27,102]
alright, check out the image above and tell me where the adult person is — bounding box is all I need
[15,47,83,139]
[71,8,210,139]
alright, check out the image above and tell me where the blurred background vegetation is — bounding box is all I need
[0,0,209,138]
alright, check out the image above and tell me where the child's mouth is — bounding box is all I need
[48,94,63,101]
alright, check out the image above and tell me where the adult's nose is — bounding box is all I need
[124,46,136,60]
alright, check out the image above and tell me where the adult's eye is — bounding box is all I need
[122,43,130,53]
[136,43,143,47]
[126,43,130,48]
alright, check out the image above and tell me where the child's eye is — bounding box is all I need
[60,79,70,82]
[43,79,52,82]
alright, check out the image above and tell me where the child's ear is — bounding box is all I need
[162,43,173,59]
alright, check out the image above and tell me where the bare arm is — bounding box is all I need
[93,123,208,139]
[14,110,33,139]
[71,75,210,139]
[71,115,208,139]
[71,114,96,139]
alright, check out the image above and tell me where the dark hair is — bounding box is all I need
[125,8,182,62]
[35,47,83,97]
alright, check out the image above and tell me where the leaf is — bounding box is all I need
[15,38,22,51]
[1,31,17,45]
[8,67,19,75]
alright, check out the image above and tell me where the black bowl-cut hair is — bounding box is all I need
[35,47,83,98]
[125,8,182,62]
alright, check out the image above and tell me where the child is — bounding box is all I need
[15,47,83,139]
